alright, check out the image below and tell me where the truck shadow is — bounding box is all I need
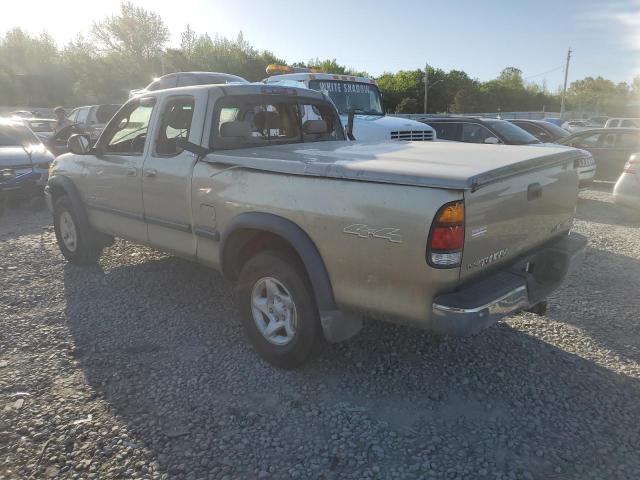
[62,252,640,479]
[576,197,640,227]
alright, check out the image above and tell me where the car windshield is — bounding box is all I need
[0,123,40,147]
[308,80,384,115]
[541,121,571,139]
[485,120,540,144]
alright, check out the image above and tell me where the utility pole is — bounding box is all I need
[560,48,572,120]
[424,62,429,114]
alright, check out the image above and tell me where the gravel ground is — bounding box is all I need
[1,183,640,480]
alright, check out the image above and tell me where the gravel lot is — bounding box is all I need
[2,183,640,480]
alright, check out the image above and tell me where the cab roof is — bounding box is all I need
[138,82,328,101]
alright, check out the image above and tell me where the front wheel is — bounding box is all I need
[53,196,104,265]
[237,251,322,369]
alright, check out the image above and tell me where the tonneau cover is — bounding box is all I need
[204,140,583,191]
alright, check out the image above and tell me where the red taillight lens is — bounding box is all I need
[431,226,464,250]
[427,201,465,268]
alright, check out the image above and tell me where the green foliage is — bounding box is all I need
[0,1,636,115]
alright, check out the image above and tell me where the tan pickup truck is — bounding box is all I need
[46,83,586,368]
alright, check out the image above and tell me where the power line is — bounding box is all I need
[524,64,565,81]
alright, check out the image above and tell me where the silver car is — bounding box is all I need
[613,153,640,208]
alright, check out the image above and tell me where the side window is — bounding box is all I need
[147,81,160,92]
[609,120,620,128]
[517,123,546,141]
[461,123,495,143]
[212,96,343,150]
[573,133,600,148]
[75,108,89,125]
[177,74,194,87]
[599,133,617,148]
[68,109,79,122]
[430,123,458,140]
[621,120,638,128]
[102,100,155,155]
[155,97,194,156]
[158,75,179,90]
[616,133,639,149]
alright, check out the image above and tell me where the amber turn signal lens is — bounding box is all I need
[436,201,464,225]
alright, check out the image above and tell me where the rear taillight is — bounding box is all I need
[427,201,465,268]
[623,154,639,174]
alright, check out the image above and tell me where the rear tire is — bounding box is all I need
[236,251,322,369]
[53,195,104,265]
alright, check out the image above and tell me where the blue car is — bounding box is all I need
[0,119,55,212]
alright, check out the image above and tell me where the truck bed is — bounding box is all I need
[205,140,583,191]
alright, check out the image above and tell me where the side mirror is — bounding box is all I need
[68,134,92,155]
[484,136,500,145]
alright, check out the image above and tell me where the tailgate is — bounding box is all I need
[460,155,578,281]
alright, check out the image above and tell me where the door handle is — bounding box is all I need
[126,167,137,177]
[144,168,157,178]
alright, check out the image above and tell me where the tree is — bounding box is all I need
[395,97,420,113]
[567,76,631,115]
[92,1,169,61]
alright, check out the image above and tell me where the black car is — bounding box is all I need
[421,117,541,145]
[557,128,640,181]
[508,119,570,143]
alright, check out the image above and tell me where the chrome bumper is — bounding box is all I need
[431,232,587,336]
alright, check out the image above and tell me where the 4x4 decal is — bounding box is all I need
[343,224,402,243]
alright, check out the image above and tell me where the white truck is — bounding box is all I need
[264,65,436,142]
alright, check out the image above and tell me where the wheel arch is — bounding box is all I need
[220,212,337,313]
[48,175,91,228]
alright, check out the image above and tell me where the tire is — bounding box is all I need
[237,251,322,369]
[53,195,104,265]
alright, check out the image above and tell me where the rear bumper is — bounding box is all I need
[431,232,587,336]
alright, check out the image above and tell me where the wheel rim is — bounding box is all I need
[59,211,78,252]
[251,277,298,346]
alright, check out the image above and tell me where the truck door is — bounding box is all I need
[83,98,156,243]
[142,92,206,256]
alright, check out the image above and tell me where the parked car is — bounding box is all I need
[613,153,640,208]
[129,71,249,98]
[509,119,570,143]
[543,117,564,127]
[20,118,57,142]
[588,116,609,127]
[8,110,36,118]
[265,65,436,142]
[47,83,586,368]
[0,119,54,211]
[421,117,540,145]
[557,128,640,180]
[605,118,640,128]
[425,117,593,184]
[562,120,592,133]
[68,104,121,142]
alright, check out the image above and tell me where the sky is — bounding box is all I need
[2,0,639,89]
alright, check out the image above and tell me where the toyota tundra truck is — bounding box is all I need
[46,83,586,368]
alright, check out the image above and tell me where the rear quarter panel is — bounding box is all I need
[192,162,462,326]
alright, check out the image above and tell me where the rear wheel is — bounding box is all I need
[237,251,322,369]
[53,195,104,265]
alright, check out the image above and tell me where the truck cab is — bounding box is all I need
[264,66,436,142]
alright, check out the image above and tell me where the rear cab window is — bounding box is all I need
[210,94,344,150]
